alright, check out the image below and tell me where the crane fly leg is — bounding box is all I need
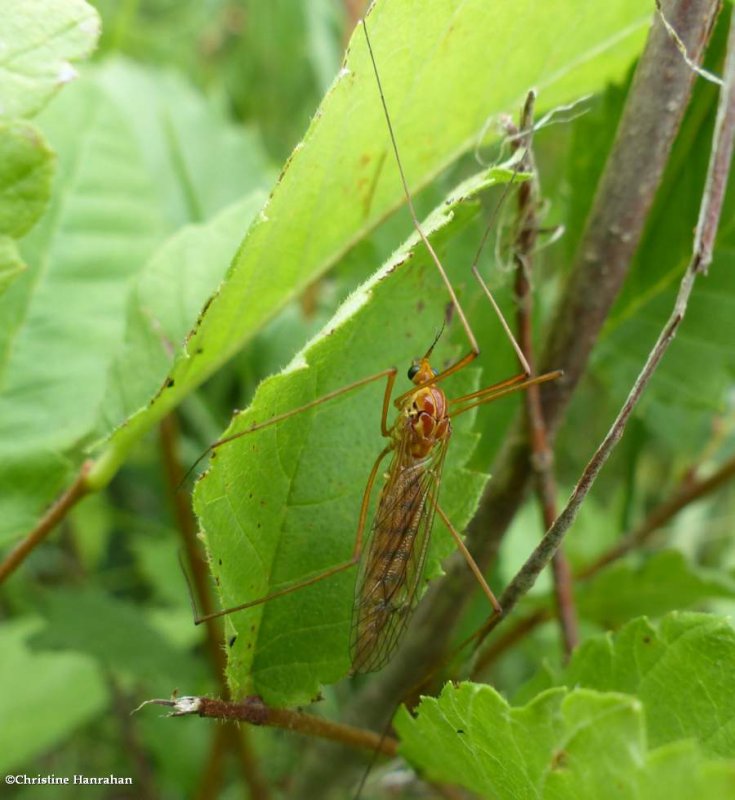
[435,503,501,616]
[214,367,398,450]
[195,444,394,625]
[449,369,563,418]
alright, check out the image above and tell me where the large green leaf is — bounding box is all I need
[0,61,272,540]
[0,78,166,538]
[96,0,649,482]
[559,612,735,757]
[193,167,518,706]
[0,0,100,120]
[395,681,735,799]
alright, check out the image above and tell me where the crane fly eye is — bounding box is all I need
[407,364,420,380]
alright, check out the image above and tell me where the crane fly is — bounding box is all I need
[192,20,561,675]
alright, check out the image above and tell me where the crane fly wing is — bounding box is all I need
[350,428,449,673]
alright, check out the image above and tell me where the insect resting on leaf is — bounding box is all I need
[191,19,562,676]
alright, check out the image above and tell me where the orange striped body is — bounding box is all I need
[351,359,451,673]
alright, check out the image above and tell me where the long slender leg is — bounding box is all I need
[182,368,397,484]
[449,369,563,418]
[195,444,394,625]
[435,504,501,616]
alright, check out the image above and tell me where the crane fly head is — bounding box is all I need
[407,322,445,384]
[407,357,438,386]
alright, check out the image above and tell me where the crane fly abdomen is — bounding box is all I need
[350,366,452,673]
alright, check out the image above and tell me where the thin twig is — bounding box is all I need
[158,414,271,800]
[144,696,399,757]
[475,9,735,647]
[510,92,578,657]
[159,415,224,674]
[0,460,93,582]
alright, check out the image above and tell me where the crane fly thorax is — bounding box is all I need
[402,384,451,459]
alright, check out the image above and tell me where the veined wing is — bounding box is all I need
[350,426,449,673]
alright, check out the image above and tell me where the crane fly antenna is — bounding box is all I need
[424,320,446,359]
[361,19,479,355]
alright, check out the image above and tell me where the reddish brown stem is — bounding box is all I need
[0,460,93,582]
[148,696,398,757]
[158,415,271,800]
[159,415,223,674]
[510,92,579,658]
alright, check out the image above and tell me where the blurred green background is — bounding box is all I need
[2,1,735,798]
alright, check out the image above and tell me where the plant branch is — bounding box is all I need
[0,460,93,582]
[510,92,578,657]
[144,695,398,757]
[158,414,271,800]
[263,3,724,796]
[159,415,224,675]
[476,8,735,646]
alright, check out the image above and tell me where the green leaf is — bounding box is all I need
[92,59,275,223]
[395,681,735,799]
[0,57,276,539]
[0,618,107,773]
[0,0,100,120]
[193,167,517,706]
[0,78,166,538]
[97,0,650,480]
[558,612,735,758]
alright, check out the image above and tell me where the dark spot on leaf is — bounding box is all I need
[456,729,464,735]
[247,643,252,649]
[643,636,651,644]
[215,577,220,586]
[250,625,256,632]
[416,300,425,313]
[228,635,237,647]
[218,559,222,566]
[166,378,175,388]
[551,750,568,770]
[196,347,204,355]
